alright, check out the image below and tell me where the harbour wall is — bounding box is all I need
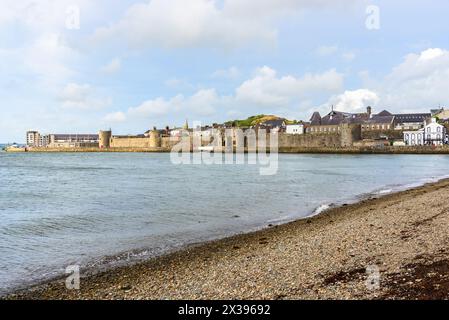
[25,146,449,154]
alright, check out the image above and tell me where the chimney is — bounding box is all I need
[367,106,372,118]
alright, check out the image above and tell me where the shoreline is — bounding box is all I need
[4,178,449,300]
[5,146,449,154]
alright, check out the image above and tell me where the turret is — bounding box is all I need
[149,127,161,148]
[99,130,112,148]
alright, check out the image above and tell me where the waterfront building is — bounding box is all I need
[403,118,447,146]
[39,134,50,147]
[170,128,190,137]
[308,107,433,134]
[362,111,395,131]
[307,107,369,134]
[48,134,99,148]
[286,124,305,135]
[26,131,40,147]
[394,112,431,130]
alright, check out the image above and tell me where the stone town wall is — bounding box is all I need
[105,124,363,150]
[110,137,153,148]
[278,133,341,150]
[362,130,403,140]
[110,136,181,150]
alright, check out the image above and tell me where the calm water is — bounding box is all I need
[1,152,449,293]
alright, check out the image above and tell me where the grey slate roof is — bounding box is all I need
[310,112,322,125]
[377,110,393,116]
[394,113,430,123]
[365,115,395,125]
[52,134,99,140]
[319,111,368,126]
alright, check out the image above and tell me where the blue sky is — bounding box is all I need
[1,0,449,142]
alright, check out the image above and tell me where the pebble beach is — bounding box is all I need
[6,179,449,300]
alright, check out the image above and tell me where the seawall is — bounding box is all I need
[23,146,449,154]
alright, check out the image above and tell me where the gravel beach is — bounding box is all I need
[6,179,449,300]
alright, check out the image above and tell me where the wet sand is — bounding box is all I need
[5,179,449,300]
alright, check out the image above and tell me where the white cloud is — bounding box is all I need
[321,48,449,114]
[92,0,358,49]
[60,83,112,110]
[24,33,78,86]
[120,66,344,126]
[101,58,121,75]
[92,0,272,49]
[417,48,444,62]
[236,66,344,107]
[378,48,449,111]
[128,88,220,119]
[129,95,184,117]
[323,89,379,112]
[188,89,221,116]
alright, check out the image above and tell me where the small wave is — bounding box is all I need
[266,215,292,224]
[312,203,332,216]
[376,189,393,195]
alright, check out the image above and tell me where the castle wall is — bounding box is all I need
[110,137,152,148]
[109,136,181,150]
[161,137,182,149]
[361,129,403,140]
[278,133,341,149]
[108,125,362,151]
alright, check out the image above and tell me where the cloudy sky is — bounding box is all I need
[1,0,449,142]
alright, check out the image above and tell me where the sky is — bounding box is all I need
[1,0,449,142]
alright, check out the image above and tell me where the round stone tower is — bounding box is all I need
[99,130,112,149]
[149,127,161,148]
[340,123,362,147]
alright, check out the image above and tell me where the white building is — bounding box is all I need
[286,124,305,135]
[26,131,40,147]
[404,118,447,146]
[39,135,50,147]
[170,128,190,137]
